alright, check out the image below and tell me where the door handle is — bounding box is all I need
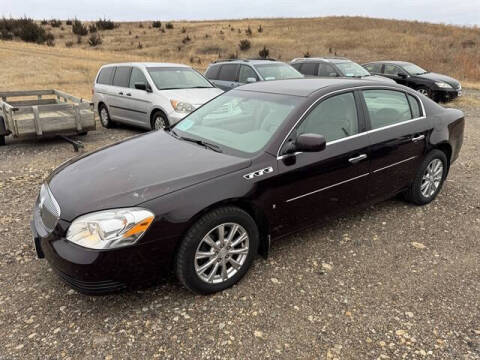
[118,92,124,95]
[348,154,368,164]
[126,93,132,96]
[411,134,425,142]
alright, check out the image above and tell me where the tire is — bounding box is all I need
[417,87,432,99]
[98,104,113,129]
[151,111,169,131]
[175,206,259,294]
[404,149,448,205]
[0,135,5,146]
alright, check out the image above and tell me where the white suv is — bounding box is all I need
[93,62,223,130]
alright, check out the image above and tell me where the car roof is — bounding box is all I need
[235,78,394,97]
[365,61,412,66]
[291,57,352,64]
[210,59,284,66]
[101,62,191,68]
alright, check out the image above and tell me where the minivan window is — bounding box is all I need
[299,62,317,76]
[363,90,412,129]
[112,66,132,88]
[147,67,213,90]
[336,62,370,77]
[297,92,358,142]
[254,63,303,80]
[97,67,115,85]
[129,67,148,89]
[205,65,220,80]
[318,63,337,77]
[218,64,238,82]
[238,65,257,83]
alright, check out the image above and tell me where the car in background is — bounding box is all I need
[291,57,395,83]
[93,62,223,130]
[32,78,464,295]
[362,61,462,102]
[205,58,303,91]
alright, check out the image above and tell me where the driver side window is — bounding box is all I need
[383,65,406,76]
[297,92,358,142]
[238,65,257,83]
[129,68,148,88]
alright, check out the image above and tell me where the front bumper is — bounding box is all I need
[167,111,188,126]
[31,219,171,295]
[433,88,462,102]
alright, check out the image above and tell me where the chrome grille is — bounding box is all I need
[34,184,60,234]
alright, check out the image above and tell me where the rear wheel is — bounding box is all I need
[151,111,169,131]
[175,207,259,294]
[99,104,113,128]
[404,150,447,205]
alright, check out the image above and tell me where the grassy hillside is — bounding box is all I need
[0,16,479,100]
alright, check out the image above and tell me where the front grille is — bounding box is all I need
[34,184,61,235]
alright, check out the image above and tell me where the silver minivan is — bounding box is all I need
[92,62,223,130]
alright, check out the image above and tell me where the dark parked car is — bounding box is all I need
[32,78,464,295]
[362,61,462,102]
[291,57,395,84]
[205,58,303,91]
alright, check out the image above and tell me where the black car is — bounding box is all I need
[31,78,464,295]
[291,57,395,84]
[362,61,462,102]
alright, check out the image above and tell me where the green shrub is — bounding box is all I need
[66,19,73,25]
[152,21,161,28]
[65,40,73,47]
[72,19,88,36]
[238,39,251,51]
[96,18,115,30]
[89,24,97,33]
[165,22,174,29]
[50,19,62,27]
[259,45,269,58]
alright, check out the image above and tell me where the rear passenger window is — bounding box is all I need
[129,68,148,88]
[363,90,412,129]
[408,94,422,118]
[112,66,132,87]
[96,67,115,85]
[363,63,380,73]
[299,62,317,76]
[205,65,220,80]
[297,92,358,142]
[218,64,238,82]
[238,65,257,83]
[291,63,301,71]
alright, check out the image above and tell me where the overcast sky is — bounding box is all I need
[1,0,479,25]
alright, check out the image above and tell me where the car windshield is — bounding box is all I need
[172,91,300,154]
[335,61,370,77]
[402,63,427,75]
[147,67,213,90]
[254,63,303,81]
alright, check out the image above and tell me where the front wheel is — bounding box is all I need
[151,111,169,131]
[404,150,448,205]
[175,207,259,294]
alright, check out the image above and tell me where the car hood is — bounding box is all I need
[414,72,461,88]
[362,75,396,83]
[160,87,223,107]
[48,131,250,221]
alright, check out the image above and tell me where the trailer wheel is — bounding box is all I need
[0,135,5,146]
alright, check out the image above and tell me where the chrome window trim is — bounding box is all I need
[276,85,426,159]
[285,173,370,203]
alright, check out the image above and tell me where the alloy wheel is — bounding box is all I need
[100,108,109,126]
[421,158,443,198]
[194,223,249,284]
[154,115,166,130]
[418,88,429,97]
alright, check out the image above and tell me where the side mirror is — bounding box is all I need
[397,73,408,79]
[246,77,257,83]
[294,133,326,153]
[135,82,152,92]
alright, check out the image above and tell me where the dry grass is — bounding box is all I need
[1,16,479,99]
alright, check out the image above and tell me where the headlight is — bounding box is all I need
[66,208,154,250]
[170,99,195,113]
[435,81,453,89]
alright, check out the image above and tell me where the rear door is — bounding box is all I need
[214,64,240,91]
[109,66,133,122]
[382,64,409,86]
[94,66,115,111]
[361,89,431,200]
[271,91,371,235]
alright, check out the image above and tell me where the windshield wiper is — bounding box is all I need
[170,130,222,152]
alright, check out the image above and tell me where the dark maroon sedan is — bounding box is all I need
[32,78,464,295]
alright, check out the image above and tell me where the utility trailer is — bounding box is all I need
[0,89,95,150]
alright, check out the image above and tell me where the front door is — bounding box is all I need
[120,67,152,127]
[361,89,432,200]
[270,91,371,236]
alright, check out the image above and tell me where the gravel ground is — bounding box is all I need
[0,93,479,359]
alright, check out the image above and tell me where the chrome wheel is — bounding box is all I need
[194,223,249,284]
[421,158,443,198]
[154,115,166,130]
[418,88,429,97]
[100,107,109,126]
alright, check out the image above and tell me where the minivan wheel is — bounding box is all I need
[175,207,259,294]
[404,150,447,205]
[99,104,113,128]
[151,111,169,131]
